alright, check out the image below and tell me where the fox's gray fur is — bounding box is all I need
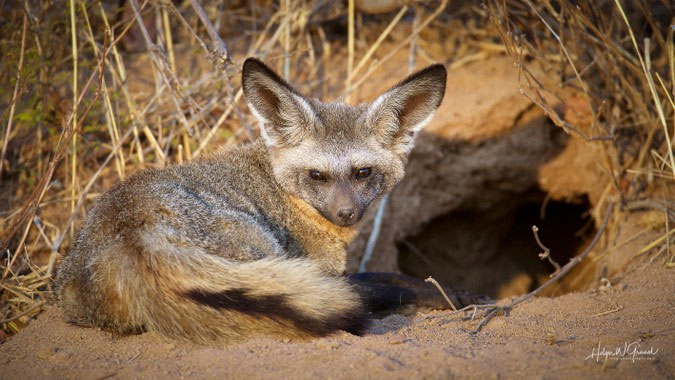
[55,58,447,344]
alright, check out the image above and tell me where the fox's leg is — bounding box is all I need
[347,273,493,317]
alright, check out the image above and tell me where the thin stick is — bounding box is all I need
[187,0,231,64]
[346,0,355,100]
[424,276,457,311]
[177,144,184,164]
[522,0,596,123]
[99,2,127,81]
[98,2,145,167]
[283,0,290,81]
[592,307,622,317]
[182,132,192,161]
[193,88,244,156]
[183,0,253,140]
[3,217,32,280]
[69,0,79,241]
[143,125,166,165]
[532,225,561,274]
[637,228,675,255]
[449,304,497,315]
[161,6,176,73]
[0,301,46,325]
[358,195,388,272]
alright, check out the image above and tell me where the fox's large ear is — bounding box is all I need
[365,64,446,157]
[242,58,317,147]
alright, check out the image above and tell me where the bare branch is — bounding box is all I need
[182,0,254,139]
[532,225,561,275]
[128,0,193,133]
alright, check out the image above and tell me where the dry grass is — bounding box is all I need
[0,0,673,338]
[488,0,674,275]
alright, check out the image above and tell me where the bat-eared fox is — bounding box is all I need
[56,58,486,344]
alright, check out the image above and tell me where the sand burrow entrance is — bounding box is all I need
[396,190,595,298]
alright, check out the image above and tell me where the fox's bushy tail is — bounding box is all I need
[57,247,368,344]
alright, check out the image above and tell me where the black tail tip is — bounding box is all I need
[339,307,371,336]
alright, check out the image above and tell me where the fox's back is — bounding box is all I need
[62,141,296,265]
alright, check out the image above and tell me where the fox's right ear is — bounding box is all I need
[242,58,317,147]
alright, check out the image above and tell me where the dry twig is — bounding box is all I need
[128,0,193,133]
[424,276,457,311]
[185,0,254,139]
[532,225,561,275]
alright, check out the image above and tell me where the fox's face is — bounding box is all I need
[242,59,446,227]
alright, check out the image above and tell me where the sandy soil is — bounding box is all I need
[1,246,673,379]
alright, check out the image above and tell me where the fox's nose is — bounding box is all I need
[337,207,355,222]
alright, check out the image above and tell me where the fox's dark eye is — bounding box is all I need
[355,167,371,179]
[309,170,327,182]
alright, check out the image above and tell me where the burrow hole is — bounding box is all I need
[397,189,596,299]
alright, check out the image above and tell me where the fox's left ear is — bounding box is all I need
[365,64,446,157]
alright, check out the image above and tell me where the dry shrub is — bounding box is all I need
[487,0,674,278]
[488,0,674,209]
